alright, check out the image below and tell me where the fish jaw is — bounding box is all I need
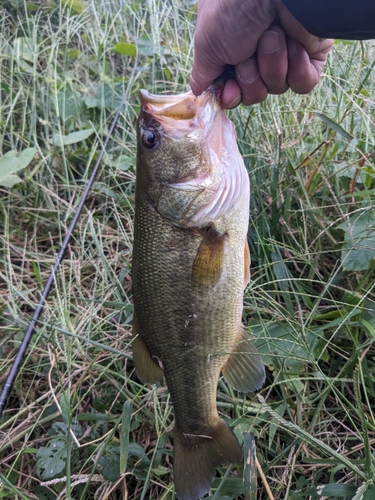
[139,89,212,137]
[137,89,249,228]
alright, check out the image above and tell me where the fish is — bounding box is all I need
[132,88,265,500]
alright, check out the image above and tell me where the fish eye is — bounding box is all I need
[142,130,159,150]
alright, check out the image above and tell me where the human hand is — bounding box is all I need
[190,0,334,108]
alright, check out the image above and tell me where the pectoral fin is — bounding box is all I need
[132,316,163,384]
[192,226,227,290]
[222,327,265,393]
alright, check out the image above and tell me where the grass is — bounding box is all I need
[0,1,375,499]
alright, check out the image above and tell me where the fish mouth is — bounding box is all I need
[139,89,220,138]
[140,90,199,120]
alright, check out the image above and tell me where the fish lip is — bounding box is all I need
[140,89,192,105]
[139,89,219,122]
[140,89,195,115]
[139,89,223,144]
[167,170,214,191]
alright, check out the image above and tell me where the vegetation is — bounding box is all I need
[1,1,375,499]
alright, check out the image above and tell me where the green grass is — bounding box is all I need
[1,1,375,499]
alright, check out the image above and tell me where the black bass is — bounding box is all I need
[132,89,265,500]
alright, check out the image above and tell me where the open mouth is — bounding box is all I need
[140,89,198,120]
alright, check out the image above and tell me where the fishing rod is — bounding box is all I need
[0,100,124,418]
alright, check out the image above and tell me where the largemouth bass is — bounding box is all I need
[132,89,265,500]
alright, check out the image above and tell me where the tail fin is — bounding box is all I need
[173,419,242,500]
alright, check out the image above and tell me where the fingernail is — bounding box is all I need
[237,59,258,84]
[288,39,297,59]
[226,95,242,109]
[259,30,280,54]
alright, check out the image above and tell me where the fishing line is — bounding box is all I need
[0,100,125,418]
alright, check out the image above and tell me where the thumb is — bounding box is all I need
[190,1,273,95]
[190,48,226,96]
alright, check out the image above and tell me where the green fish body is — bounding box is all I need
[132,90,265,500]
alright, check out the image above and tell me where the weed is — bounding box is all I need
[0,1,375,499]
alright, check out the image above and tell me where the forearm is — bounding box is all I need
[281,0,375,39]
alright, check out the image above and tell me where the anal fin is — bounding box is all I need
[192,226,227,290]
[132,316,163,384]
[222,327,265,393]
